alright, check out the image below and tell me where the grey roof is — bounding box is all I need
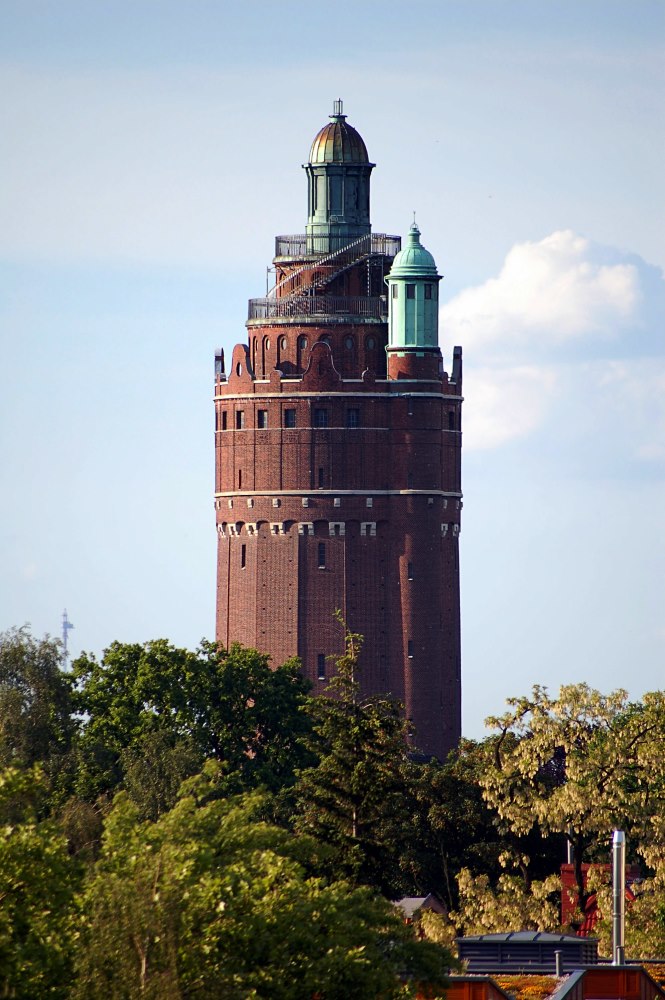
[396,893,446,918]
[457,932,596,944]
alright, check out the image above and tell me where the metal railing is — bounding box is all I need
[248,294,388,321]
[274,233,401,259]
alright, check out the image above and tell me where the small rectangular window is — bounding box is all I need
[318,542,326,568]
[317,653,326,680]
[408,639,414,658]
[284,408,296,428]
[257,410,268,429]
[238,469,242,489]
[425,284,433,300]
[222,411,228,431]
[346,408,360,428]
[236,410,245,429]
[408,562,414,580]
[406,284,416,300]
[314,408,328,428]
[241,544,246,569]
[392,284,398,299]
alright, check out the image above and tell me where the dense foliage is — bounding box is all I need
[1,623,664,995]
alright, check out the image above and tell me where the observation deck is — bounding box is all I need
[273,232,401,261]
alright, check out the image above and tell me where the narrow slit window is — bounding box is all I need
[317,654,326,680]
[318,542,326,568]
[318,467,324,488]
[424,283,433,300]
[236,410,245,429]
[241,544,246,569]
[408,639,414,658]
[408,562,414,580]
[238,469,242,489]
[392,284,398,299]
[222,411,228,430]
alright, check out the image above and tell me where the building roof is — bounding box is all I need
[388,223,439,278]
[457,932,596,944]
[396,893,447,918]
[309,104,370,164]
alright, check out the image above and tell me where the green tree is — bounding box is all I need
[291,623,416,897]
[74,762,453,999]
[451,867,561,936]
[0,627,75,797]
[0,767,78,998]
[405,740,508,909]
[72,639,313,811]
[480,684,665,918]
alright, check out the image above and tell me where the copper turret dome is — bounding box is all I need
[309,100,370,164]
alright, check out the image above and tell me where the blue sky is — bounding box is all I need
[1,1,663,737]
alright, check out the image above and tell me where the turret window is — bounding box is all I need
[425,284,433,300]
[392,284,398,299]
[257,410,268,429]
[236,411,245,429]
[406,284,416,299]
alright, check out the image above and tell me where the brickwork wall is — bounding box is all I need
[214,262,462,759]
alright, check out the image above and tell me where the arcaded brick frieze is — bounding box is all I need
[215,338,462,759]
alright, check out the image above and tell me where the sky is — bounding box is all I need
[1,0,663,739]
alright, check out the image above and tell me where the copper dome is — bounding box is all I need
[309,103,370,164]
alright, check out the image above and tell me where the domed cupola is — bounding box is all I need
[305,100,375,252]
[386,222,442,351]
[309,113,370,164]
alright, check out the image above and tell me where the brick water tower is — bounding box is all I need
[214,102,462,759]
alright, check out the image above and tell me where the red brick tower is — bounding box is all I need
[214,102,462,759]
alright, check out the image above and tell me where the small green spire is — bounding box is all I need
[386,223,441,349]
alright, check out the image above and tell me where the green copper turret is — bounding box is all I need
[304,100,374,253]
[386,223,441,349]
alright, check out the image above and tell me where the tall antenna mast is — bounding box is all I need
[61,608,74,665]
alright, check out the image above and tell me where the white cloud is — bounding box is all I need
[442,230,641,351]
[463,365,558,451]
[445,231,664,458]
[591,360,665,464]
